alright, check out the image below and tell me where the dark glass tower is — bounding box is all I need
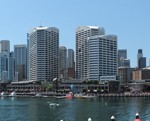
[137,49,146,68]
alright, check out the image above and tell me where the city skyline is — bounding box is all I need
[0,0,150,67]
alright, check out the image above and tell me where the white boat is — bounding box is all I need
[43,95,48,98]
[55,96,66,99]
[81,95,98,99]
[1,92,6,96]
[35,93,42,97]
[49,103,60,108]
[74,93,85,99]
[9,91,16,97]
[74,93,97,99]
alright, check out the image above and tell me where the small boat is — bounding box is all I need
[35,93,42,97]
[74,93,85,99]
[81,95,97,99]
[134,113,142,121]
[9,91,16,97]
[49,103,60,108]
[65,92,74,99]
[55,96,66,99]
[0,92,6,97]
[74,93,97,99]
[43,95,48,98]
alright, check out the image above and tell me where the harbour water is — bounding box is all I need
[0,96,150,121]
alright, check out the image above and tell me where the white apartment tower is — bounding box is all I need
[88,35,118,81]
[76,26,105,80]
[28,26,59,81]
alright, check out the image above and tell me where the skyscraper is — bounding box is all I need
[137,49,143,59]
[87,35,118,81]
[137,49,146,68]
[28,26,59,81]
[67,49,74,68]
[118,49,127,59]
[76,26,105,80]
[138,57,146,69]
[0,40,14,82]
[14,45,27,81]
[0,53,8,81]
[0,40,10,53]
[123,59,130,67]
[67,49,75,79]
[118,49,127,67]
[59,46,67,79]
[9,51,15,81]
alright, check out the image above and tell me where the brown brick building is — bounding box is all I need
[67,67,75,79]
[133,68,150,80]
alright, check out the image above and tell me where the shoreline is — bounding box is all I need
[1,92,150,98]
[98,93,150,97]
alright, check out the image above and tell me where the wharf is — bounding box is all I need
[99,93,150,97]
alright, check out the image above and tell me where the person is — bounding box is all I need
[134,113,142,121]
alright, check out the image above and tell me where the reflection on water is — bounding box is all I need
[0,97,150,121]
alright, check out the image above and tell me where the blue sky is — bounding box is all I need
[0,0,150,67]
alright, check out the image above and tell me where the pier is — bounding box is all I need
[98,93,150,97]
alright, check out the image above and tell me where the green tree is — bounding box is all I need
[82,88,87,93]
[42,82,53,91]
[46,84,53,91]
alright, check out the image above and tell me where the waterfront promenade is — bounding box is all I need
[1,91,150,98]
[99,93,150,97]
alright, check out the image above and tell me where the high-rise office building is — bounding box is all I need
[59,46,67,79]
[0,40,14,82]
[137,49,143,59]
[118,49,127,59]
[118,49,127,67]
[0,53,8,81]
[0,40,10,53]
[27,33,30,80]
[14,45,27,81]
[138,57,146,69]
[9,51,15,81]
[123,59,130,67]
[137,49,146,68]
[67,49,75,79]
[67,49,74,68]
[87,35,118,81]
[28,26,59,81]
[76,26,105,80]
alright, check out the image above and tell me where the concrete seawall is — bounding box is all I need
[99,93,150,97]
